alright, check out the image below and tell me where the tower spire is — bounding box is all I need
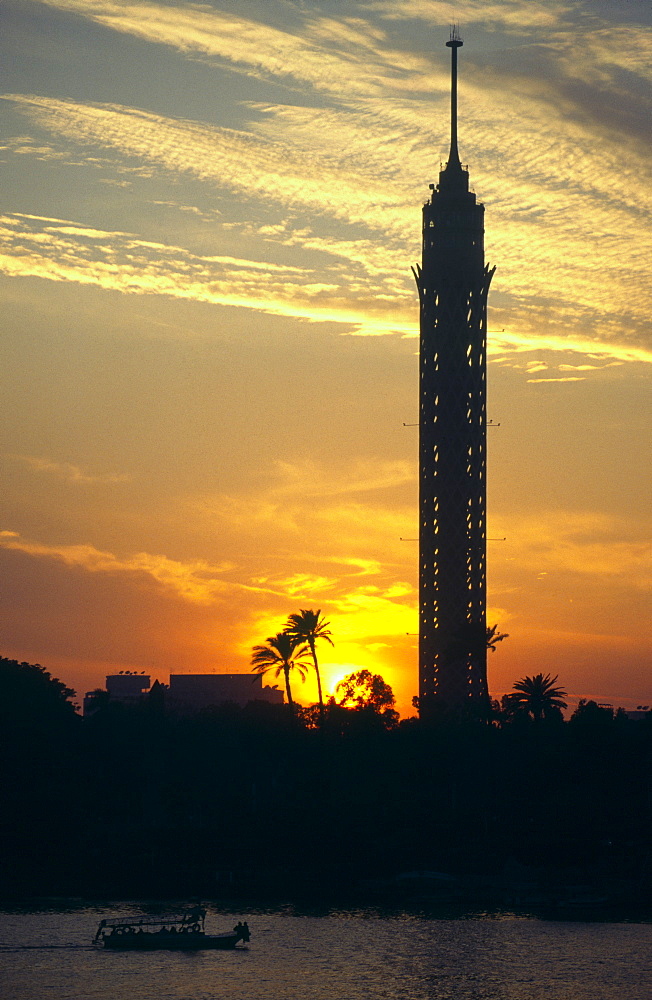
[445,25,463,171]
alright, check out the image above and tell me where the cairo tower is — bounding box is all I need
[413,30,495,717]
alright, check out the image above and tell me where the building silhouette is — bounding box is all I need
[83,671,283,715]
[413,30,495,715]
[168,673,284,712]
[83,671,150,714]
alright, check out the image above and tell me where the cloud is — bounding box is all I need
[36,1,439,99]
[490,330,651,366]
[10,455,130,484]
[3,1,652,365]
[326,557,384,577]
[268,459,416,498]
[1,209,650,364]
[527,376,586,383]
[167,462,418,631]
[362,0,574,31]
[34,0,652,170]
[0,451,418,616]
[0,211,408,332]
[180,459,415,565]
[0,530,236,604]
[329,583,417,642]
[254,572,339,597]
[244,578,417,663]
[558,362,624,371]
[5,94,411,235]
[496,512,651,588]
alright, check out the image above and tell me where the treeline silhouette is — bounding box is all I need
[1,656,651,909]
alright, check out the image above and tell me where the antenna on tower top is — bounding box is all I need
[449,23,463,45]
[445,27,463,170]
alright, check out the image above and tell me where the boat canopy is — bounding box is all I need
[94,906,206,941]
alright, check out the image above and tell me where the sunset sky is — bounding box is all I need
[2,0,650,717]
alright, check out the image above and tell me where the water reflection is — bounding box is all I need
[0,904,650,1000]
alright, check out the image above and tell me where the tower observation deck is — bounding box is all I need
[413,30,495,716]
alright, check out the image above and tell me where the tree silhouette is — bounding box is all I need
[486,624,509,652]
[250,632,311,720]
[504,672,567,723]
[0,656,77,732]
[569,699,614,727]
[333,669,397,726]
[283,609,333,725]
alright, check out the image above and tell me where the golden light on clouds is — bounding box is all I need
[3,69,650,360]
[0,530,236,604]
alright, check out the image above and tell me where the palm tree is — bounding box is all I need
[250,632,311,720]
[486,624,509,652]
[505,672,567,723]
[447,622,509,659]
[283,609,333,724]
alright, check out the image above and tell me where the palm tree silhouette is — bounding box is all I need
[447,622,508,655]
[506,672,567,722]
[283,609,333,724]
[250,632,311,720]
[486,624,509,652]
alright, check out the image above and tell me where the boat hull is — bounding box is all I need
[102,932,241,951]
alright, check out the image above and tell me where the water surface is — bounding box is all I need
[1,903,650,999]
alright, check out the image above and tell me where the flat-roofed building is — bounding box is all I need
[83,672,151,715]
[168,673,284,712]
[106,673,151,699]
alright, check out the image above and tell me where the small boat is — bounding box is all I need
[93,906,250,951]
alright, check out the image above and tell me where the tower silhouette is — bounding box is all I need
[413,29,495,716]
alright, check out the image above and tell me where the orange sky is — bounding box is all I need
[1,1,650,717]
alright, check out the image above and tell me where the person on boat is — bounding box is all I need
[233,921,250,943]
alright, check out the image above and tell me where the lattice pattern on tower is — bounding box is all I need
[414,36,495,715]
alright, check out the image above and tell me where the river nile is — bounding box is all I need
[1,904,651,1000]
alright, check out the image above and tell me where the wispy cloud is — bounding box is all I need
[252,572,340,597]
[268,459,416,498]
[4,94,411,234]
[362,0,574,31]
[3,2,652,364]
[0,451,419,610]
[527,376,585,383]
[36,1,438,99]
[495,512,652,588]
[558,362,623,371]
[172,459,417,612]
[1,209,650,363]
[0,211,406,331]
[10,454,129,484]
[0,530,235,603]
[37,0,652,132]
